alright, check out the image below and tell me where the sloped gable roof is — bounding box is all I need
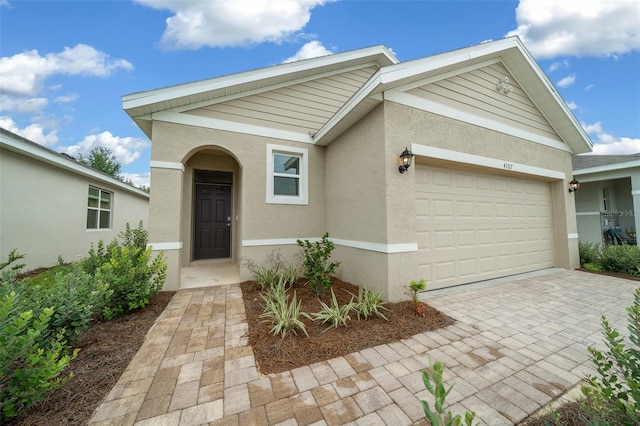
[123,37,592,154]
[573,153,640,173]
[0,127,149,198]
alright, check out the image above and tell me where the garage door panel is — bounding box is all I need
[416,164,554,290]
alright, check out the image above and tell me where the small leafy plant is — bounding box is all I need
[421,358,477,426]
[310,288,354,331]
[297,232,340,298]
[242,250,299,290]
[259,277,308,338]
[348,287,388,321]
[406,278,427,316]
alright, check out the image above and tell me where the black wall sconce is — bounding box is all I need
[398,147,414,173]
[568,178,580,193]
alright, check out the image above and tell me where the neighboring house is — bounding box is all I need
[0,128,150,272]
[122,37,591,301]
[572,154,640,245]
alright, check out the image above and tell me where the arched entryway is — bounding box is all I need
[180,147,243,289]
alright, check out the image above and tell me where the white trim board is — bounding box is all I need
[242,238,418,254]
[152,111,314,144]
[568,233,579,239]
[385,90,572,154]
[150,161,185,171]
[147,242,183,251]
[576,211,600,216]
[411,144,566,180]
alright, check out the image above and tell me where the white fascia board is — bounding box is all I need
[0,133,149,198]
[379,38,517,86]
[152,111,314,144]
[387,91,572,153]
[123,46,398,111]
[313,70,383,144]
[411,143,566,180]
[573,161,640,176]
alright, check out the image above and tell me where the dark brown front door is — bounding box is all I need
[194,184,231,260]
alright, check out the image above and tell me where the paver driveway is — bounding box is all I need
[89,269,637,425]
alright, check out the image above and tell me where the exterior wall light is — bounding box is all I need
[569,178,580,193]
[496,76,513,94]
[398,147,414,173]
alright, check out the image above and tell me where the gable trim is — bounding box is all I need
[153,111,314,144]
[411,143,566,180]
[387,90,572,153]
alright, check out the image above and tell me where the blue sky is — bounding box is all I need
[1,0,639,187]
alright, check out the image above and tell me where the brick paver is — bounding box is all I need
[89,271,636,425]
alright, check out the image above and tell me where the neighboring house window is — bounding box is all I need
[266,144,308,205]
[87,186,112,229]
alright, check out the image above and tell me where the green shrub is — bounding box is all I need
[349,287,388,321]
[297,232,340,298]
[101,245,166,320]
[578,241,601,266]
[0,254,77,420]
[259,277,308,338]
[32,264,111,343]
[310,288,354,331]
[599,243,640,276]
[583,262,603,272]
[582,287,640,425]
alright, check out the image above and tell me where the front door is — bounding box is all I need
[194,184,232,260]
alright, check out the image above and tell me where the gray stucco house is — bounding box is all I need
[122,37,592,301]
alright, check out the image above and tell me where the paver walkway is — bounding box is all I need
[89,270,637,425]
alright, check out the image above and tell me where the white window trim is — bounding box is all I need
[87,186,113,230]
[266,144,309,205]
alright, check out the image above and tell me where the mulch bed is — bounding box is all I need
[241,278,454,375]
[8,291,175,426]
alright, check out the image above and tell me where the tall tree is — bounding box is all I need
[77,147,121,178]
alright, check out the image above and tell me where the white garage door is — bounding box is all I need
[415,164,554,290]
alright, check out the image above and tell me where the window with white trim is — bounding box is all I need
[87,186,112,229]
[266,144,308,205]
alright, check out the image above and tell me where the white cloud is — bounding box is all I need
[549,59,569,71]
[121,172,151,188]
[566,101,578,110]
[585,84,595,91]
[135,0,332,49]
[0,96,48,114]
[54,93,79,103]
[61,131,150,166]
[283,40,333,63]
[0,116,59,146]
[0,44,133,96]
[506,0,640,58]
[557,74,576,88]
[583,121,640,154]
